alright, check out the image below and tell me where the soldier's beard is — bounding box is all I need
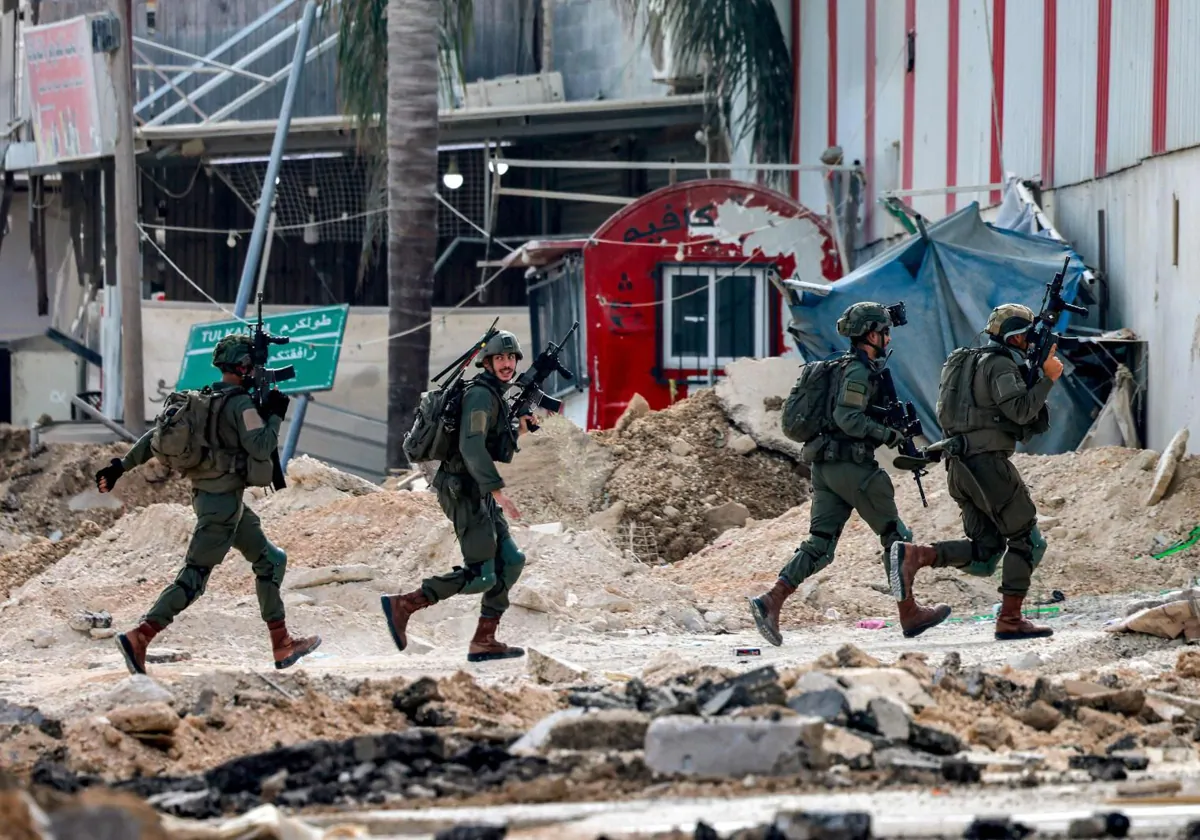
[495,366,516,382]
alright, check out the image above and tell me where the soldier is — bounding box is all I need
[889,303,1061,640]
[94,335,321,674]
[380,331,531,663]
[749,302,951,645]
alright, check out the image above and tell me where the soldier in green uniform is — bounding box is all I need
[380,331,531,663]
[889,303,1061,640]
[95,335,321,674]
[749,302,951,645]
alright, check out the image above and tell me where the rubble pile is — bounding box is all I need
[593,390,810,562]
[672,446,1200,623]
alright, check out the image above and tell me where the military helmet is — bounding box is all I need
[836,302,892,340]
[475,330,524,367]
[985,303,1036,341]
[212,334,254,370]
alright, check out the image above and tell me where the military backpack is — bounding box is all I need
[403,382,466,464]
[150,387,233,473]
[780,357,853,443]
[936,346,997,436]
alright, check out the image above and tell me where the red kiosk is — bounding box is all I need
[502,180,842,430]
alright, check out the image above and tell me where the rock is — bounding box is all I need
[669,439,694,457]
[30,630,55,649]
[0,699,62,739]
[510,709,588,755]
[1177,650,1200,679]
[1063,679,1109,697]
[146,648,191,664]
[545,709,650,752]
[703,610,725,626]
[68,611,113,633]
[587,500,627,531]
[527,649,589,685]
[909,723,963,756]
[285,564,378,589]
[669,605,706,633]
[699,667,787,715]
[856,697,911,741]
[836,645,881,669]
[663,505,681,519]
[283,592,316,607]
[509,583,560,613]
[787,688,850,725]
[773,810,872,840]
[967,718,1011,751]
[613,394,651,434]
[703,501,750,531]
[103,675,173,709]
[90,627,117,640]
[1147,427,1189,506]
[108,702,179,734]
[795,671,842,693]
[1017,701,1064,732]
[816,725,874,770]
[1069,755,1128,781]
[835,668,934,710]
[1069,689,1145,717]
[393,677,442,716]
[1075,708,1124,740]
[1142,697,1187,725]
[413,703,458,728]
[728,434,758,455]
[644,715,826,777]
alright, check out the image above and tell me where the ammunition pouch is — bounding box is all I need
[805,437,874,465]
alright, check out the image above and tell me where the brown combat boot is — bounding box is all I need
[467,615,525,663]
[897,598,951,638]
[268,619,322,669]
[889,542,937,602]
[380,590,432,652]
[747,578,797,647]
[116,620,163,675]
[995,594,1053,640]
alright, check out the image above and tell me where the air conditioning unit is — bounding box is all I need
[650,17,706,86]
[462,72,565,110]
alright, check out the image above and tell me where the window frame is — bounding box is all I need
[661,264,769,370]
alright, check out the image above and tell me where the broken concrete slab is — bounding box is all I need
[816,725,874,770]
[544,709,650,752]
[855,697,911,741]
[714,357,807,462]
[526,649,589,685]
[509,709,587,756]
[285,564,377,590]
[1068,689,1145,717]
[1017,701,1064,732]
[833,668,934,710]
[909,723,963,756]
[727,434,758,455]
[786,688,850,725]
[102,676,173,709]
[1146,427,1189,506]
[644,715,825,777]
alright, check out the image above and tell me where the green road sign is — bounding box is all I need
[175,305,350,394]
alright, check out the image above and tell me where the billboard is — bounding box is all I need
[24,17,105,165]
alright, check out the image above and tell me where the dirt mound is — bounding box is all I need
[670,447,1200,626]
[498,414,614,527]
[593,389,810,562]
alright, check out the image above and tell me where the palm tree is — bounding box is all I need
[615,0,794,173]
[331,0,472,470]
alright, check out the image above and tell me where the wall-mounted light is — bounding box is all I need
[488,157,509,176]
[442,157,464,190]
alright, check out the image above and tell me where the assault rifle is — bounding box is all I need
[873,367,929,507]
[506,322,579,437]
[431,316,500,438]
[1023,255,1088,387]
[249,292,296,491]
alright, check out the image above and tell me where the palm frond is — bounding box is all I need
[324,0,474,283]
[614,0,793,170]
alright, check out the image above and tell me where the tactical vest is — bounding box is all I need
[936,346,1025,440]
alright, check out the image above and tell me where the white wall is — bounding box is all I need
[1042,148,1199,455]
[9,338,78,427]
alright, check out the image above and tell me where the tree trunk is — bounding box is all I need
[386,0,440,470]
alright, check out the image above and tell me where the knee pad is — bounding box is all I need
[177,564,213,602]
[498,536,526,588]
[458,562,498,595]
[1028,526,1047,569]
[258,543,287,586]
[965,551,1003,578]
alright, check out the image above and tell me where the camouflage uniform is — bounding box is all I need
[890,303,1056,640]
[749,303,951,646]
[380,331,528,663]
[98,335,320,674]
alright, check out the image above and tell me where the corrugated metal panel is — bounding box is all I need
[955,0,998,210]
[998,0,1043,184]
[1166,0,1200,152]
[1106,0,1154,173]
[870,0,907,243]
[910,0,950,219]
[797,0,829,211]
[835,0,868,169]
[464,0,538,81]
[1053,0,1098,187]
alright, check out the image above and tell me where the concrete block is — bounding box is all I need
[644,715,825,777]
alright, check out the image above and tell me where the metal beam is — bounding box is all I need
[145,20,303,126]
[133,46,208,122]
[134,0,297,115]
[498,158,863,173]
[133,38,273,83]
[496,186,634,205]
[204,31,337,124]
[69,395,138,441]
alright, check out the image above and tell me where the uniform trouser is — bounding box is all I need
[778,460,909,588]
[931,452,1043,597]
[422,474,526,619]
[145,490,286,627]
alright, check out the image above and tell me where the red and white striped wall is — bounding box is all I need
[792,0,1193,241]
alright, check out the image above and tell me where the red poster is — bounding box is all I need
[24,17,102,164]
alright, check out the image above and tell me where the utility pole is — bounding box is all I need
[112,0,144,428]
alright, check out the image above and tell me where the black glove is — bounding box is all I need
[265,389,290,419]
[96,458,125,492]
[883,427,904,448]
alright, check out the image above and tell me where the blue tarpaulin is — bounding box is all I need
[787,202,1094,454]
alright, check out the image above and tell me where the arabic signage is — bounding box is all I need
[621,202,718,243]
[175,305,350,394]
[24,17,108,165]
